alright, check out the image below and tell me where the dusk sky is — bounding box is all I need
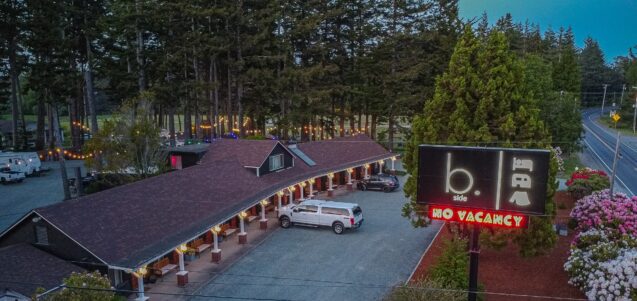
[459,0,637,62]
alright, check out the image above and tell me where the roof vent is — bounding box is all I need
[288,144,316,166]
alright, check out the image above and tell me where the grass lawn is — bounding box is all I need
[598,116,637,137]
[560,152,582,178]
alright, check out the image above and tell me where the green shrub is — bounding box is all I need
[429,238,469,289]
[384,278,465,301]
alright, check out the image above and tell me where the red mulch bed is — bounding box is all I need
[410,191,586,301]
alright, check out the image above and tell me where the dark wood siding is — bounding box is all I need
[0,213,105,270]
[258,144,294,176]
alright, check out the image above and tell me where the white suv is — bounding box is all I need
[278,199,364,234]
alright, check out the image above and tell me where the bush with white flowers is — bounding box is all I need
[565,190,637,300]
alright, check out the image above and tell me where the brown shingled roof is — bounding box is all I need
[0,244,85,297]
[16,135,392,270]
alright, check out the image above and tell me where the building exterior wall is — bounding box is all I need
[0,213,105,271]
[258,144,294,176]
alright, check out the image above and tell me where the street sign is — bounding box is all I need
[612,113,621,123]
[417,145,550,216]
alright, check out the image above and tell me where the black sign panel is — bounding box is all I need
[417,145,549,215]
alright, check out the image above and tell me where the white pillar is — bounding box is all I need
[347,171,352,185]
[212,231,219,252]
[328,176,333,191]
[309,181,314,198]
[391,158,396,171]
[178,251,185,271]
[239,217,246,235]
[136,274,145,300]
[299,183,305,200]
[289,189,294,204]
[379,161,384,173]
[277,194,282,215]
[364,165,369,179]
[260,203,266,221]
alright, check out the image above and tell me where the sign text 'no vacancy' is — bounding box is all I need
[417,145,550,227]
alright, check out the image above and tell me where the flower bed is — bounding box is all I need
[565,168,609,201]
[565,189,637,300]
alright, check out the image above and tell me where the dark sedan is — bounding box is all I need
[357,174,400,192]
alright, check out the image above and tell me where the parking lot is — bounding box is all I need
[192,173,443,301]
[0,160,86,232]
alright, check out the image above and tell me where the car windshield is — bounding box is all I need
[352,206,362,216]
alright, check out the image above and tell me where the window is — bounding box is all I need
[35,225,49,245]
[322,207,349,216]
[297,205,318,213]
[269,154,284,171]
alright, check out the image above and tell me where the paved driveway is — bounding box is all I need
[192,173,442,301]
[0,160,86,232]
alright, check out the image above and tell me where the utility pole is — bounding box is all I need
[620,84,626,106]
[633,87,637,134]
[609,132,620,197]
[601,84,608,116]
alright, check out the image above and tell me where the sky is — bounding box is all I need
[459,0,637,62]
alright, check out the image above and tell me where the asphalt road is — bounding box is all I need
[581,108,637,195]
[0,160,87,232]
[192,172,442,301]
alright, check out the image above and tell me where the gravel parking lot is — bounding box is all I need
[192,172,443,301]
[0,160,86,232]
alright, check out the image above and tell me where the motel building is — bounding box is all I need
[0,135,396,300]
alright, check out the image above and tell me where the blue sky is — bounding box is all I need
[459,0,637,62]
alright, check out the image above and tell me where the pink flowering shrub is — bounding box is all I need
[565,189,637,300]
[570,190,637,237]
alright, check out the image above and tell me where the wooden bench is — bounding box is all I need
[152,257,177,277]
[246,215,258,223]
[221,224,237,238]
[190,238,211,254]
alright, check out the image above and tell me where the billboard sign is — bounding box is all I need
[417,145,549,216]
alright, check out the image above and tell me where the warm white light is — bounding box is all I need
[212,225,222,233]
[179,244,188,252]
[138,266,147,276]
[260,199,269,206]
[239,211,248,219]
[309,179,315,184]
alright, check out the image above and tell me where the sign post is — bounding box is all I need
[417,145,549,301]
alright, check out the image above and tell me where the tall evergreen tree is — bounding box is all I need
[403,27,557,256]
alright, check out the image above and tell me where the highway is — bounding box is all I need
[581,108,637,196]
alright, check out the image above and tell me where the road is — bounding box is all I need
[581,108,637,196]
[192,171,442,301]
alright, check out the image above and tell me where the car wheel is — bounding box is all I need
[332,222,344,234]
[280,216,291,228]
[360,185,367,191]
[0,178,5,184]
[383,186,391,193]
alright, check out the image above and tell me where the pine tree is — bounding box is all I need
[403,27,557,256]
[579,37,610,106]
[552,27,581,93]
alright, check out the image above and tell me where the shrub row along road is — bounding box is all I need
[581,108,637,195]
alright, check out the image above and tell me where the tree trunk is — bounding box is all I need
[35,91,46,150]
[339,98,345,137]
[9,38,20,150]
[235,2,245,138]
[85,37,99,136]
[371,114,377,140]
[226,54,233,134]
[168,107,176,146]
[184,103,191,139]
[212,57,220,138]
[388,113,394,150]
[52,104,71,200]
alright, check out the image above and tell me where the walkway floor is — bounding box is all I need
[131,186,351,301]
